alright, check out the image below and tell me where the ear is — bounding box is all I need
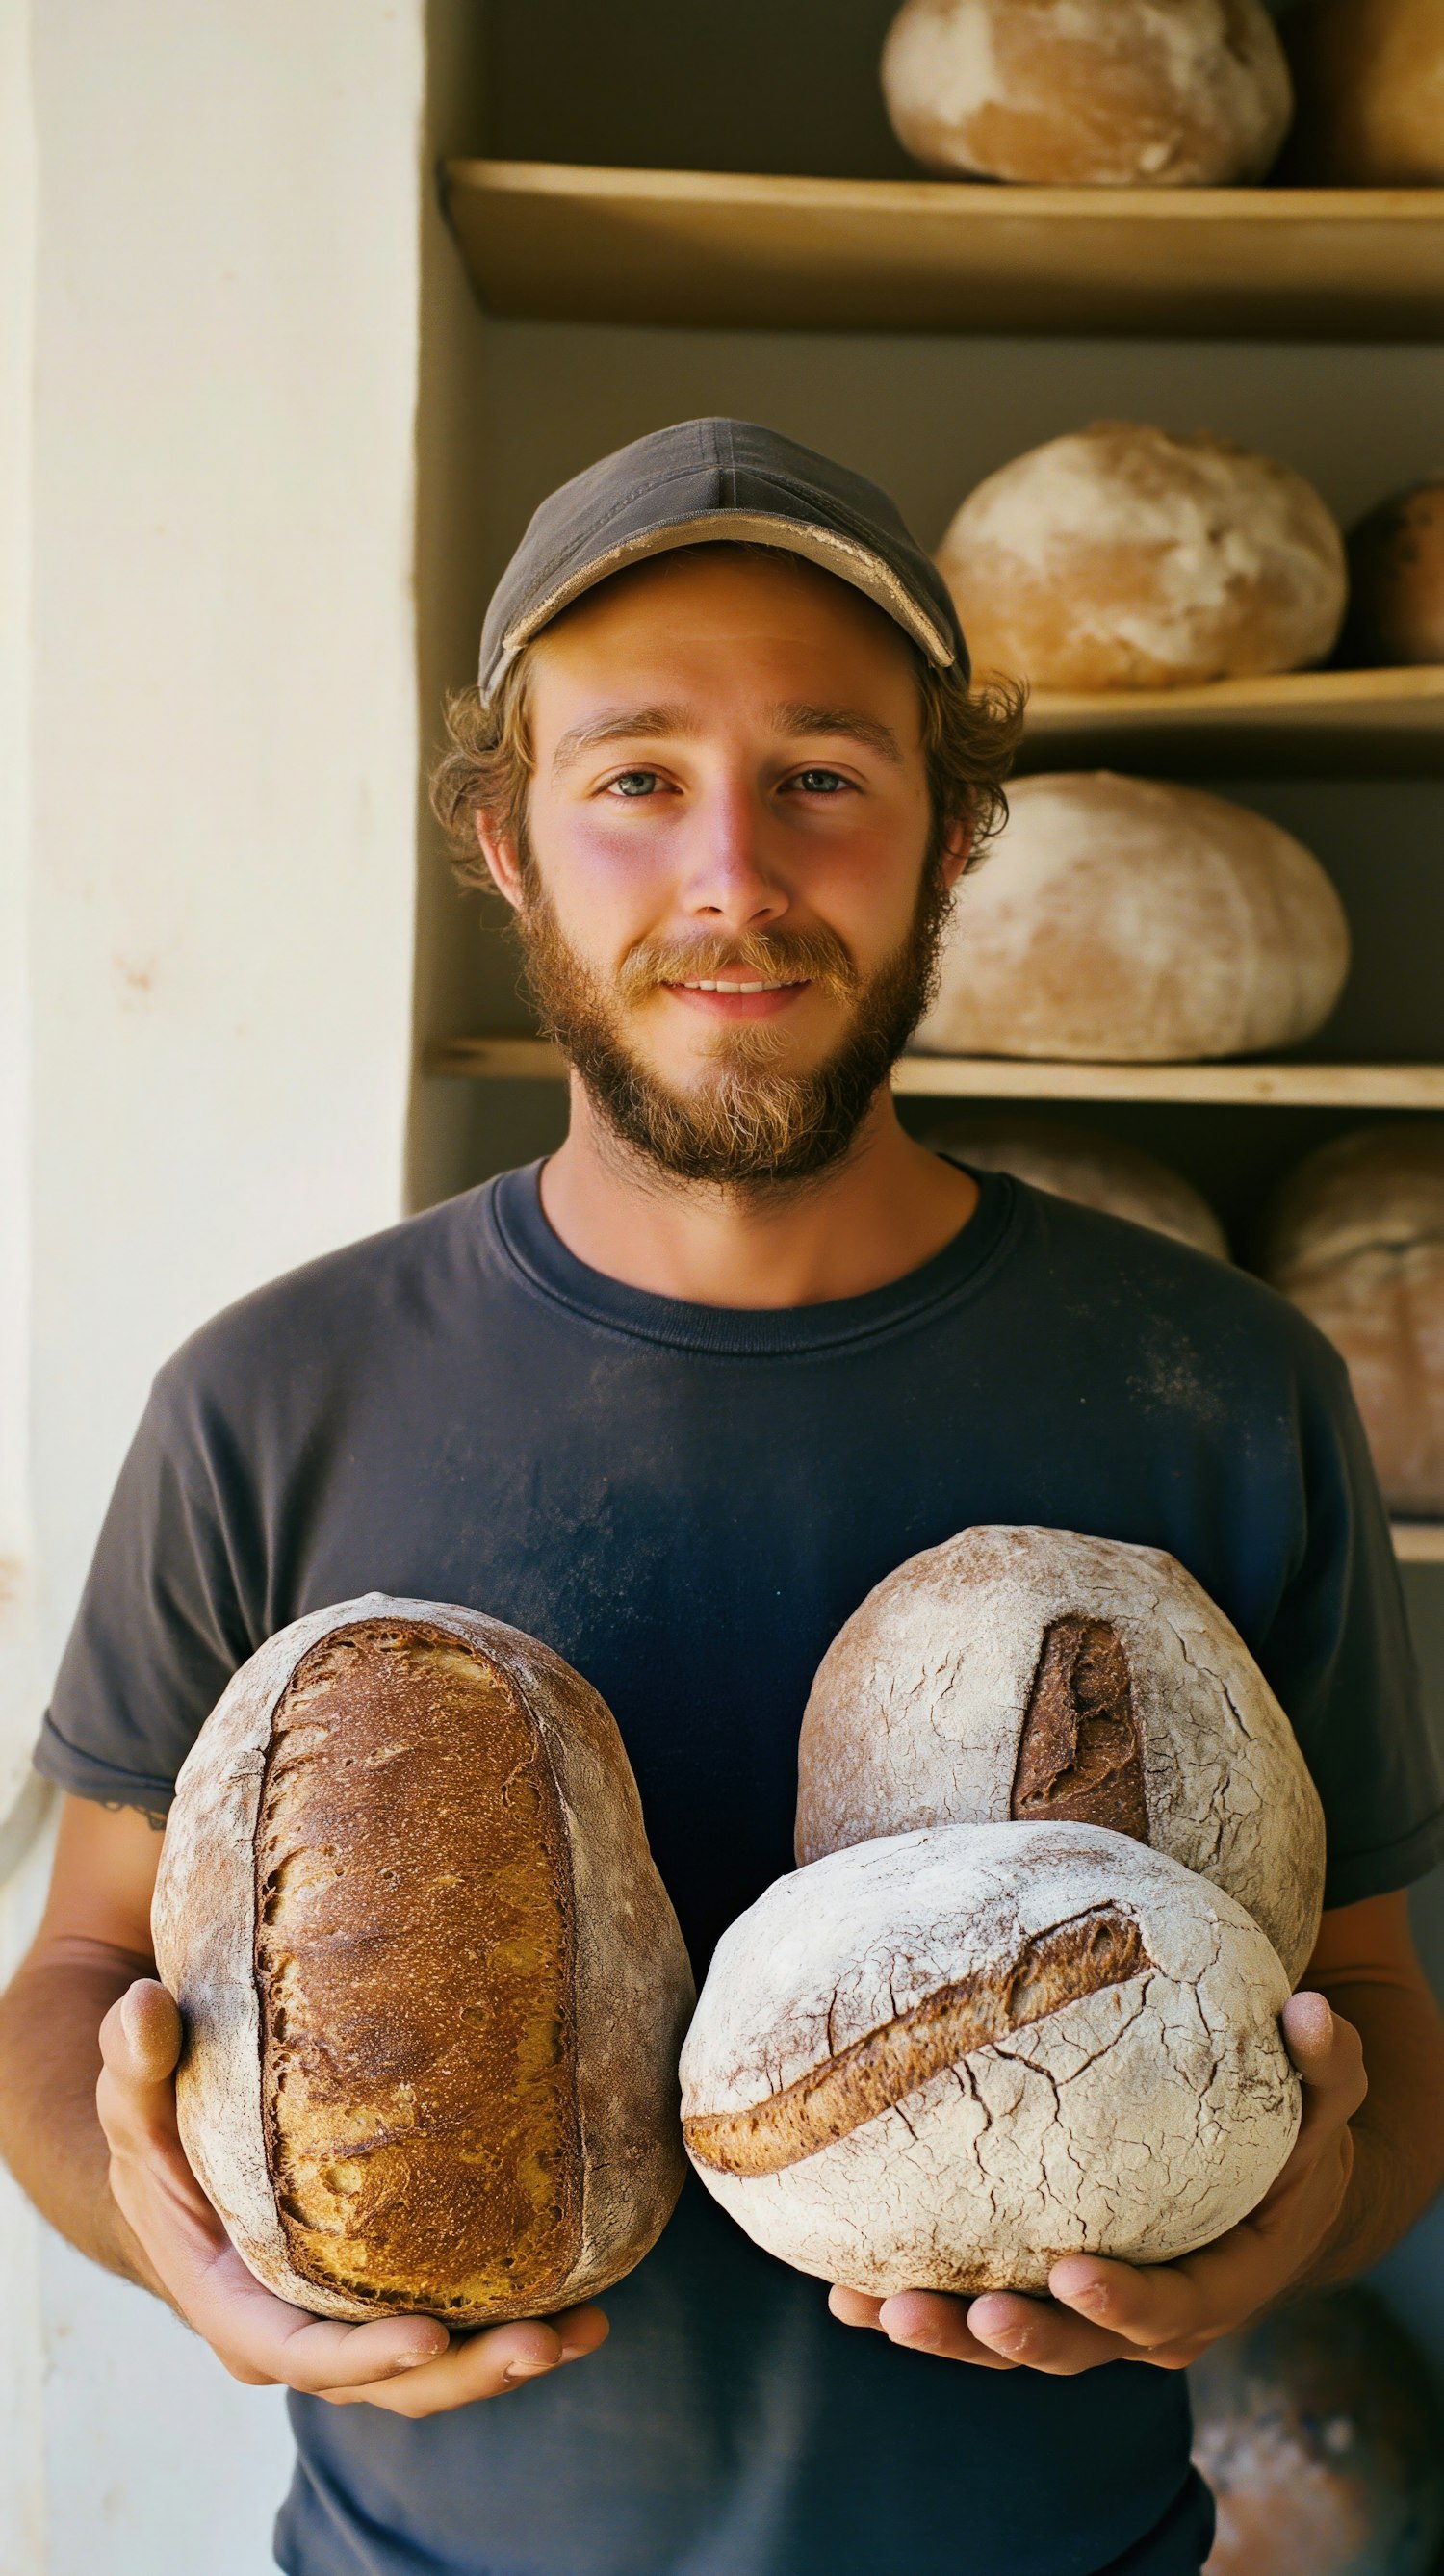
[474,813,526,912]
[940,814,974,889]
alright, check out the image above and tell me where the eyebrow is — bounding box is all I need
[548,700,907,776]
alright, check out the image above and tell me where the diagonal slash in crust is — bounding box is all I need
[683,1904,1150,2178]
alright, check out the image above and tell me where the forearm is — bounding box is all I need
[0,1944,167,2294]
[1303,1974,1444,2286]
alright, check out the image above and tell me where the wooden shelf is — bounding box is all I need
[425,1038,1444,1110]
[444,160,1444,343]
[1393,1522,1444,1564]
[1019,667,1444,780]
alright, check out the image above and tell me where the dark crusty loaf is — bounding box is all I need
[795,1526,1326,1986]
[152,1594,694,2324]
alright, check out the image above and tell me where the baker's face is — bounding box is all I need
[481,546,967,1184]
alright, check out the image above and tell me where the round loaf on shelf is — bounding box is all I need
[1282,0,1444,185]
[937,424,1347,693]
[915,772,1350,1063]
[880,0,1293,187]
[918,1115,1229,1259]
[152,1594,694,2324]
[1342,478,1444,666]
[681,1819,1300,2295]
[795,1523,1326,1984]
[1261,1125,1444,1517]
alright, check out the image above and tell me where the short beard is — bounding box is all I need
[511,837,954,1193]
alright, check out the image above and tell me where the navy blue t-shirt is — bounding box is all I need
[35,1164,1444,2576]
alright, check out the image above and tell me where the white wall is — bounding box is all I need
[1,3,428,2565]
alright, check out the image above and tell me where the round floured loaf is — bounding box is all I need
[919,1115,1229,1259]
[152,1594,694,2324]
[914,772,1350,1064]
[1343,479,1444,667]
[682,1820,1300,2296]
[880,0,1293,187]
[1282,0,1444,185]
[1262,1126,1444,1517]
[938,425,1347,693]
[796,1525,1326,1985]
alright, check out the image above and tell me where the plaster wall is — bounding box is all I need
[1,1,428,2564]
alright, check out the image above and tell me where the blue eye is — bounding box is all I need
[610,770,658,797]
[794,769,848,794]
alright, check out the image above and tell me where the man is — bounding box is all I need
[3,417,1443,2576]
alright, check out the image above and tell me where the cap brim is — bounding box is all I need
[482,510,959,702]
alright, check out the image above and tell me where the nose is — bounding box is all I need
[679,775,788,935]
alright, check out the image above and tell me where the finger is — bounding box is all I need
[1045,2250,1230,2353]
[322,2304,610,2416]
[962,2289,1137,2376]
[1281,1994,1366,2121]
[97,1982,185,2145]
[828,2286,886,2331]
[185,2244,453,2389]
[873,2290,1021,2372]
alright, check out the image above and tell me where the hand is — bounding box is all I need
[96,1977,608,2414]
[830,1990,1365,2377]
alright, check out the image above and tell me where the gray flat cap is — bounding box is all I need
[477,417,968,702]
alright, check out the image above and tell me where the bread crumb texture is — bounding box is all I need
[253,1621,580,2314]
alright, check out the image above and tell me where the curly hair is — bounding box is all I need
[429,563,1025,890]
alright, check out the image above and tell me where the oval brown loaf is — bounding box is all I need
[1282,0,1444,185]
[880,0,1293,188]
[1262,1126,1444,1517]
[914,772,1350,1065]
[795,1524,1326,1984]
[681,1820,1300,2295]
[938,425,1347,694]
[1342,480,1444,667]
[918,1115,1229,1259]
[152,1594,694,2324]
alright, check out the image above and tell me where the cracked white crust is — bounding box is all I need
[681,1820,1299,2295]
[914,774,1351,1064]
[796,1526,1325,1986]
[882,0,1292,188]
[151,1593,694,2322]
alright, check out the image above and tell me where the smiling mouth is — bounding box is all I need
[671,977,809,994]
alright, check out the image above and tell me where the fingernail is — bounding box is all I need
[393,2349,434,2372]
[557,2343,587,2362]
[503,2359,554,2383]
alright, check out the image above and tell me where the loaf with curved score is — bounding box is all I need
[796,1525,1326,1986]
[152,1593,694,2324]
[682,1819,1300,2296]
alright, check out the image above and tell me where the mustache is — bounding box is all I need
[614,926,859,1006]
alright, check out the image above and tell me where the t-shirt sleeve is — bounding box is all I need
[33,1365,261,1817]
[1260,1333,1444,1912]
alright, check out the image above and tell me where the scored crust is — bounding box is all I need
[683,1902,1148,2178]
[795,1526,1326,1986]
[681,1821,1300,2295]
[152,1593,693,2323]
